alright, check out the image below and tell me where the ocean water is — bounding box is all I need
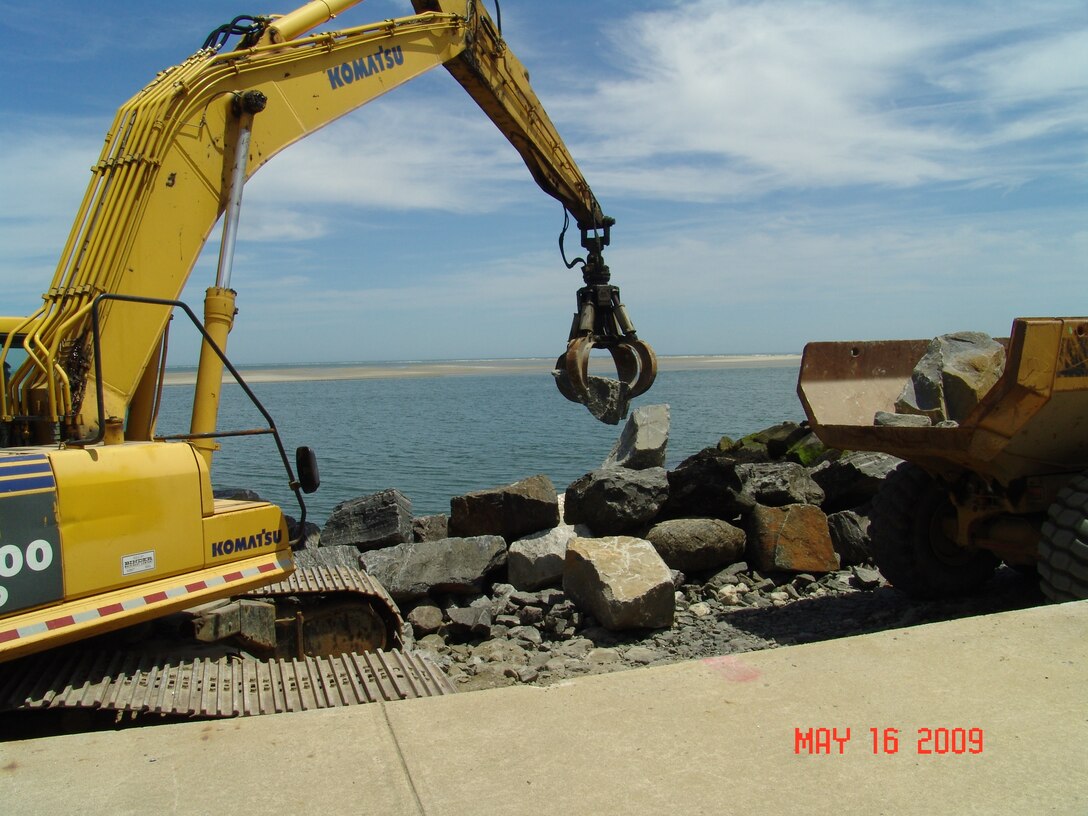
[154,362,804,525]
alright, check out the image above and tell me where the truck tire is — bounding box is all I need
[1039,472,1088,602]
[869,463,998,599]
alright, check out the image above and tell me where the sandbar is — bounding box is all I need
[162,354,800,386]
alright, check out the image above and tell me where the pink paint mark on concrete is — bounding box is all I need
[702,655,762,682]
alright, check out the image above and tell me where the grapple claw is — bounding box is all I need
[553,334,658,423]
[551,229,656,420]
[626,338,658,398]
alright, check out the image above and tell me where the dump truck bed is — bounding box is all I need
[797,317,1088,484]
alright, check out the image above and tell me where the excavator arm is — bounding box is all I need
[3,0,654,446]
[410,0,657,418]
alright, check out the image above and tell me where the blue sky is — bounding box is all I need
[1,0,1085,365]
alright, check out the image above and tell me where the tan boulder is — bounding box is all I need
[563,536,675,630]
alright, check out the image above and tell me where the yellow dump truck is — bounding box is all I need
[799,317,1088,602]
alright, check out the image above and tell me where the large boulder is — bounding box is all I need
[449,475,560,540]
[722,422,809,462]
[827,510,871,567]
[642,518,746,574]
[412,514,449,542]
[737,462,825,508]
[322,488,412,551]
[508,523,590,591]
[810,451,901,512]
[661,447,752,521]
[563,467,669,535]
[563,536,674,630]
[292,544,365,571]
[894,332,1005,423]
[746,504,840,574]
[602,404,670,470]
[782,430,833,467]
[360,536,507,602]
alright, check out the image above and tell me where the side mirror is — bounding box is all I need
[296,446,320,494]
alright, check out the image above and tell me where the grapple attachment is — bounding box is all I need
[553,224,656,422]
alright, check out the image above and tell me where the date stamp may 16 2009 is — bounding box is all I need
[794,726,985,756]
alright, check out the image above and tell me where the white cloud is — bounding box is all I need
[606,204,1088,353]
[559,0,1088,196]
[244,93,533,215]
[0,119,101,305]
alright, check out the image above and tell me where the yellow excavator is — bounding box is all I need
[0,0,655,722]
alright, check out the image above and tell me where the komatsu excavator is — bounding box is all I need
[0,0,656,725]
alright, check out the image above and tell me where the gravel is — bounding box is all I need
[411,564,1046,693]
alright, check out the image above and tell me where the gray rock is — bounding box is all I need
[894,332,1005,423]
[827,510,871,567]
[517,666,540,683]
[458,663,518,691]
[738,461,825,507]
[724,422,809,461]
[360,536,507,602]
[538,588,566,606]
[874,411,932,427]
[661,447,752,521]
[507,625,543,646]
[560,637,595,659]
[292,544,364,571]
[471,639,530,665]
[449,475,560,540]
[445,606,493,640]
[783,431,832,467]
[940,334,1006,421]
[588,647,622,665]
[624,646,662,665]
[810,451,902,512]
[553,370,631,425]
[517,605,545,625]
[603,404,670,470]
[643,518,746,574]
[508,523,590,591]
[322,488,413,551]
[563,536,675,630]
[564,467,669,535]
[850,565,884,590]
[407,601,444,636]
[507,590,543,608]
[413,514,449,542]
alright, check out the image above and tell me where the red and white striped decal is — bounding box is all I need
[0,555,291,646]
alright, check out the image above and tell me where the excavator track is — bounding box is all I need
[0,647,454,719]
[0,566,455,724]
[245,564,408,655]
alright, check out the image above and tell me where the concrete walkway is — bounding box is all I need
[3,601,1086,815]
